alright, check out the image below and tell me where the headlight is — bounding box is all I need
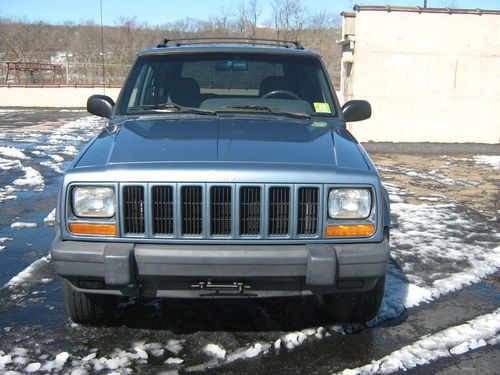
[328,188,371,219]
[72,186,115,218]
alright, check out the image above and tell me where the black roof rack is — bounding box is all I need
[156,37,304,49]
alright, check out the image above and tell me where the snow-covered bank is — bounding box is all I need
[473,155,500,169]
[4,255,51,288]
[338,308,500,374]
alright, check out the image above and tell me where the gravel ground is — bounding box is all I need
[0,108,498,375]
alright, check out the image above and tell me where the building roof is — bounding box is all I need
[349,5,500,16]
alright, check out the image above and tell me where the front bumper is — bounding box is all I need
[51,235,389,297]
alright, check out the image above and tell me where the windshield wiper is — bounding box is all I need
[129,102,215,116]
[217,105,310,119]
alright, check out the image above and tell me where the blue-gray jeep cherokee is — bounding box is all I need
[51,38,391,324]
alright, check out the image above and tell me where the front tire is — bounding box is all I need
[321,275,385,323]
[63,281,118,324]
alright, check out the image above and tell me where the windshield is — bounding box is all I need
[118,52,337,117]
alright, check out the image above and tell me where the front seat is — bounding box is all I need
[259,76,292,97]
[170,77,201,107]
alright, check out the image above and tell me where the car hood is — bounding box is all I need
[76,116,370,170]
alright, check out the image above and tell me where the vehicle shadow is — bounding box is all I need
[110,259,410,334]
[114,294,329,334]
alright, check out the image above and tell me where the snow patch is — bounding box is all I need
[0,157,22,171]
[225,343,271,363]
[165,357,184,365]
[63,145,78,155]
[11,221,37,229]
[40,160,64,174]
[5,255,51,288]
[0,185,17,203]
[24,362,41,372]
[281,331,308,350]
[12,166,44,190]
[0,146,29,160]
[50,154,64,162]
[0,354,12,368]
[164,339,184,355]
[338,308,500,374]
[43,209,56,225]
[203,344,226,360]
[473,155,500,169]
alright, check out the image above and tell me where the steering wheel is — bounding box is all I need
[261,90,301,100]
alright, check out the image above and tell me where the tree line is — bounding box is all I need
[0,0,341,87]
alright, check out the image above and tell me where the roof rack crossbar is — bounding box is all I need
[156,37,303,49]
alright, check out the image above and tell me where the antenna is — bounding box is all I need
[99,0,106,95]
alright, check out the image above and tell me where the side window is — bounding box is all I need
[127,64,160,107]
[127,64,149,107]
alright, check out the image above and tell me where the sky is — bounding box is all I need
[1,0,499,26]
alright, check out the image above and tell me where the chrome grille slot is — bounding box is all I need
[210,186,232,236]
[269,187,290,236]
[240,186,261,236]
[152,186,174,235]
[181,186,203,235]
[123,185,145,234]
[297,187,319,235]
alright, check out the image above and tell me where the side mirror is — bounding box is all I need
[341,100,371,122]
[87,95,115,118]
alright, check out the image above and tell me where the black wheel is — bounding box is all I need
[63,280,118,324]
[321,275,385,323]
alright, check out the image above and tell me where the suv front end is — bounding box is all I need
[51,38,390,324]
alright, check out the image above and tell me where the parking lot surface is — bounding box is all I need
[0,109,498,374]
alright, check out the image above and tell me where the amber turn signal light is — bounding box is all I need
[69,223,117,236]
[325,224,375,237]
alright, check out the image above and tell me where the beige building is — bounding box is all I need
[339,6,500,144]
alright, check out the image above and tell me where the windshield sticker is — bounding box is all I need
[313,102,331,113]
[310,121,327,128]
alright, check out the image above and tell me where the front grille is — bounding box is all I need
[152,186,174,235]
[122,184,321,239]
[269,187,290,236]
[211,186,232,236]
[240,186,261,236]
[181,186,203,235]
[297,187,319,235]
[123,186,145,234]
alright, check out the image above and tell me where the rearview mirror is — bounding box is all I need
[215,61,249,72]
[87,95,115,118]
[232,61,248,71]
[342,100,371,122]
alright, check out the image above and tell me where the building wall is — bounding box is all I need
[0,87,121,107]
[343,11,500,143]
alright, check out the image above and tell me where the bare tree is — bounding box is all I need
[230,0,262,38]
[0,1,342,87]
[271,0,305,40]
[247,0,262,39]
